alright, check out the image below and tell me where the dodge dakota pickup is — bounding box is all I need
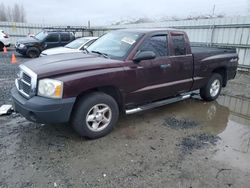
[11,29,238,139]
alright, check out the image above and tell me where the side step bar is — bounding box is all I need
[125,94,192,115]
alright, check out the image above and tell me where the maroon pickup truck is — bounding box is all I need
[11,29,238,139]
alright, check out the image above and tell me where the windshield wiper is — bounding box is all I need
[91,50,109,58]
[83,48,89,54]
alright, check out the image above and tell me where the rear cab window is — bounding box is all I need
[61,33,71,42]
[139,35,168,57]
[46,33,59,42]
[171,33,187,56]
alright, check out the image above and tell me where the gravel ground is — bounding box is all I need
[0,51,250,188]
[0,50,27,106]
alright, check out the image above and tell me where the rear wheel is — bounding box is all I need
[200,73,222,101]
[26,47,40,58]
[71,92,119,139]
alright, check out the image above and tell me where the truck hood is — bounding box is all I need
[41,47,81,56]
[23,52,124,78]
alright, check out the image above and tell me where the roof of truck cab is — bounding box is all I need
[115,28,183,34]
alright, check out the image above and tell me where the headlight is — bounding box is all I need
[19,44,26,49]
[38,79,63,99]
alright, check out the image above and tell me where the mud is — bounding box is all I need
[0,52,250,187]
[179,133,220,154]
[163,116,198,129]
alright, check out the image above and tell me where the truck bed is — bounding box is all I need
[191,44,237,64]
[191,45,236,55]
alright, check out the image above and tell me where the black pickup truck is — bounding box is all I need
[12,29,238,139]
[15,31,75,58]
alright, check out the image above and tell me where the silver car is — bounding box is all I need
[40,37,98,56]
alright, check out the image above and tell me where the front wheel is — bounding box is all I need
[26,47,40,58]
[200,73,222,101]
[71,92,119,139]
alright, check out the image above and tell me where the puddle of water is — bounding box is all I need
[213,120,250,171]
[163,116,198,129]
[217,95,250,126]
[126,94,250,172]
[159,94,250,171]
[158,98,231,134]
[211,95,250,171]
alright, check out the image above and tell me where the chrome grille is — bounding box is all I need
[15,65,37,98]
[23,73,31,83]
[18,78,31,93]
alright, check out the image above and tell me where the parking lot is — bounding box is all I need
[0,49,250,187]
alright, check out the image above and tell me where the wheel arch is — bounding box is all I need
[26,46,40,57]
[73,85,125,114]
[212,67,227,87]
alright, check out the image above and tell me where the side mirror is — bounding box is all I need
[133,51,156,63]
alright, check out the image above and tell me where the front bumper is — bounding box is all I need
[15,47,27,55]
[11,87,76,124]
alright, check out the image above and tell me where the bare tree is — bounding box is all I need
[0,3,26,22]
[0,3,7,21]
[6,6,12,21]
[12,4,20,22]
[19,4,26,22]
[12,3,27,22]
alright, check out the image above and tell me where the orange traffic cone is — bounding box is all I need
[3,47,7,53]
[11,53,17,64]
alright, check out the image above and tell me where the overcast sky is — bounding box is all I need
[3,0,250,26]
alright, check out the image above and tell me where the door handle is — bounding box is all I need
[160,64,171,69]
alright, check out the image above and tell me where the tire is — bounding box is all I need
[200,73,222,101]
[0,42,4,51]
[26,47,40,58]
[71,92,119,139]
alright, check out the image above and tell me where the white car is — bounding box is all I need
[40,37,98,56]
[0,30,11,50]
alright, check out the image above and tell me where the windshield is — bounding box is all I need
[34,31,48,41]
[65,38,89,49]
[87,31,142,59]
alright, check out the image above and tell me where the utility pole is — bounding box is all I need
[88,20,90,29]
[212,4,216,17]
[248,0,250,14]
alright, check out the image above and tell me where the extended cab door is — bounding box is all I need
[167,32,193,94]
[44,33,60,49]
[126,32,193,106]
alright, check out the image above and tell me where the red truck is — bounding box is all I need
[11,29,238,139]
